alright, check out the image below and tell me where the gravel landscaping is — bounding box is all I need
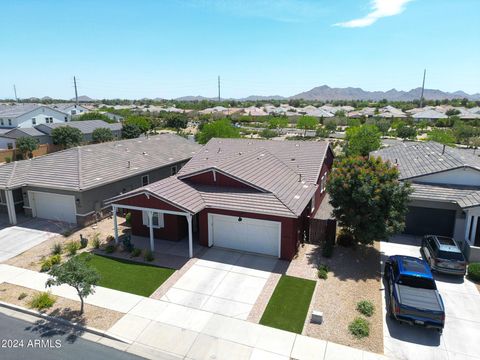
[0,283,123,330]
[5,217,128,271]
[289,242,383,354]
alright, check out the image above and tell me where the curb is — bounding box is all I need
[0,300,131,344]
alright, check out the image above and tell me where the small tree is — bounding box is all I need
[268,116,288,130]
[51,126,83,149]
[396,124,417,140]
[46,256,100,314]
[196,119,240,144]
[327,156,412,244]
[164,112,188,132]
[121,123,142,139]
[124,115,150,133]
[427,129,456,145]
[92,128,114,143]
[345,125,381,156]
[16,136,39,159]
[297,116,318,136]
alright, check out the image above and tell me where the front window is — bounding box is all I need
[141,175,149,186]
[0,119,3,125]
[142,211,164,228]
[8,119,12,126]
[32,118,36,125]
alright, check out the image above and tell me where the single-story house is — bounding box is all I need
[372,141,480,261]
[109,138,334,259]
[0,134,201,226]
[411,109,448,121]
[0,127,51,150]
[35,120,122,143]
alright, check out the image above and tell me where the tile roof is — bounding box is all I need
[411,183,480,209]
[0,104,42,117]
[412,109,448,119]
[111,138,329,218]
[371,141,480,180]
[3,127,47,138]
[0,134,201,191]
[35,120,119,135]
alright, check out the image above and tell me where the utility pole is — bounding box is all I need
[419,69,426,108]
[73,76,79,106]
[13,85,18,102]
[217,75,221,102]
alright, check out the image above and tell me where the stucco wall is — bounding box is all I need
[13,107,70,128]
[414,167,480,187]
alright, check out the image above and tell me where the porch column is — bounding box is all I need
[465,213,472,242]
[5,190,17,225]
[187,213,193,258]
[112,205,119,245]
[471,216,479,245]
[148,211,154,252]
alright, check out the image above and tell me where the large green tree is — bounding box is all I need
[46,256,100,314]
[51,126,83,149]
[16,136,39,159]
[196,119,240,144]
[124,115,150,133]
[396,124,417,140]
[327,156,412,244]
[121,123,142,139]
[164,112,188,131]
[297,116,318,135]
[427,129,456,145]
[268,116,288,130]
[345,125,381,156]
[92,128,114,143]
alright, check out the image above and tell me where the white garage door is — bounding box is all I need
[30,192,77,224]
[209,214,281,257]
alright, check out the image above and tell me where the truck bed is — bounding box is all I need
[396,284,443,312]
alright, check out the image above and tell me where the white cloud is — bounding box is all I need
[335,0,412,28]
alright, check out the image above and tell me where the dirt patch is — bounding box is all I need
[5,217,128,271]
[0,283,123,330]
[288,242,383,354]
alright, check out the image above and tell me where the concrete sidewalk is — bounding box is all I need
[0,264,390,360]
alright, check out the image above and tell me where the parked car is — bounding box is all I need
[421,235,467,276]
[384,255,445,333]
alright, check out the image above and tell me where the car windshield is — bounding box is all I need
[438,251,465,261]
[398,275,436,290]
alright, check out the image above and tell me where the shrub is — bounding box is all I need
[122,235,134,252]
[18,292,28,300]
[105,244,116,253]
[51,242,63,255]
[50,254,61,266]
[5,156,12,163]
[40,258,52,272]
[349,317,370,338]
[356,300,375,317]
[337,232,355,247]
[28,292,56,310]
[131,248,141,258]
[144,250,154,262]
[317,264,329,280]
[65,241,80,256]
[125,212,132,226]
[467,263,480,282]
[106,235,114,243]
[79,234,88,249]
[92,233,101,249]
[322,241,334,258]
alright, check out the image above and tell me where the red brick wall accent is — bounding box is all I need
[197,208,299,260]
[183,171,256,190]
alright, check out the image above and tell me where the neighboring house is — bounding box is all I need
[109,138,334,260]
[36,120,122,143]
[242,106,268,117]
[297,106,334,118]
[372,141,480,261]
[411,109,448,121]
[0,134,201,226]
[51,103,90,116]
[101,112,124,122]
[0,128,50,150]
[0,104,70,128]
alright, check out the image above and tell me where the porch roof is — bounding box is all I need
[411,182,480,209]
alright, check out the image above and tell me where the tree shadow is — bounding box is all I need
[305,242,382,282]
[23,308,86,344]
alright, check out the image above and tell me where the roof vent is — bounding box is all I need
[142,152,148,155]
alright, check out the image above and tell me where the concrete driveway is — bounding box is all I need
[381,235,480,360]
[0,218,65,262]
[161,247,278,320]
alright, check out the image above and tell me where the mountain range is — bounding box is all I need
[175,85,480,102]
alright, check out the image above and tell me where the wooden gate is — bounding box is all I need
[308,218,336,245]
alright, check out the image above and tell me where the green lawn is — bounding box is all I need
[77,253,175,297]
[260,275,316,334]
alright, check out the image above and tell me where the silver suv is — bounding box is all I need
[421,235,467,276]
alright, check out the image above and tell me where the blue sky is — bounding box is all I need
[1,0,479,99]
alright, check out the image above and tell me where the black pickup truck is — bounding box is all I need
[384,255,445,333]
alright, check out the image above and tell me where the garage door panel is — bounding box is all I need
[31,192,77,224]
[210,214,280,257]
[404,206,455,237]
